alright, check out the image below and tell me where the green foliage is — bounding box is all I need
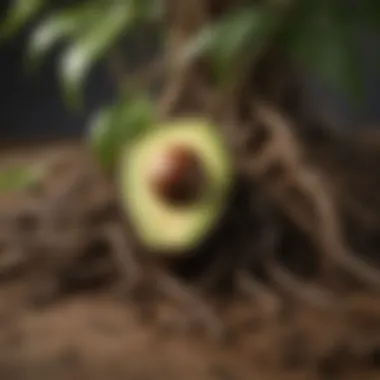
[281,0,366,102]
[88,93,156,171]
[0,0,46,40]
[349,0,380,31]
[59,4,131,108]
[2,0,379,104]
[2,0,162,108]
[184,0,379,101]
[1,0,379,170]
[27,5,107,69]
[182,3,285,82]
[0,165,43,193]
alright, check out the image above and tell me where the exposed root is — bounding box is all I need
[246,105,380,290]
[145,0,380,312]
[1,0,380,359]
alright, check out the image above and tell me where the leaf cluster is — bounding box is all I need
[1,0,378,170]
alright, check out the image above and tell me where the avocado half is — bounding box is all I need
[118,117,234,255]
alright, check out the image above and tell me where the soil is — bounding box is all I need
[1,142,380,380]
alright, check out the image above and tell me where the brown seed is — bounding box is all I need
[148,145,206,206]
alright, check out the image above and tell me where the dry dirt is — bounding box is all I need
[0,142,380,380]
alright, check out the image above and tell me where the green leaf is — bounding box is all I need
[0,0,46,41]
[135,0,164,22]
[26,5,103,69]
[351,0,380,32]
[343,0,380,80]
[181,4,284,81]
[88,94,155,171]
[59,3,135,109]
[282,0,364,104]
[0,165,42,193]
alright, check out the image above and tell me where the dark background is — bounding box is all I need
[0,1,379,143]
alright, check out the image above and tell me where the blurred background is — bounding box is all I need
[0,0,158,144]
[0,0,379,144]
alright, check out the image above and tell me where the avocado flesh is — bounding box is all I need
[119,118,233,254]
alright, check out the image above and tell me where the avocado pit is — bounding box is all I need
[147,144,207,206]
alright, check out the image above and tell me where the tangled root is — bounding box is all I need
[151,0,380,307]
[0,0,380,344]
